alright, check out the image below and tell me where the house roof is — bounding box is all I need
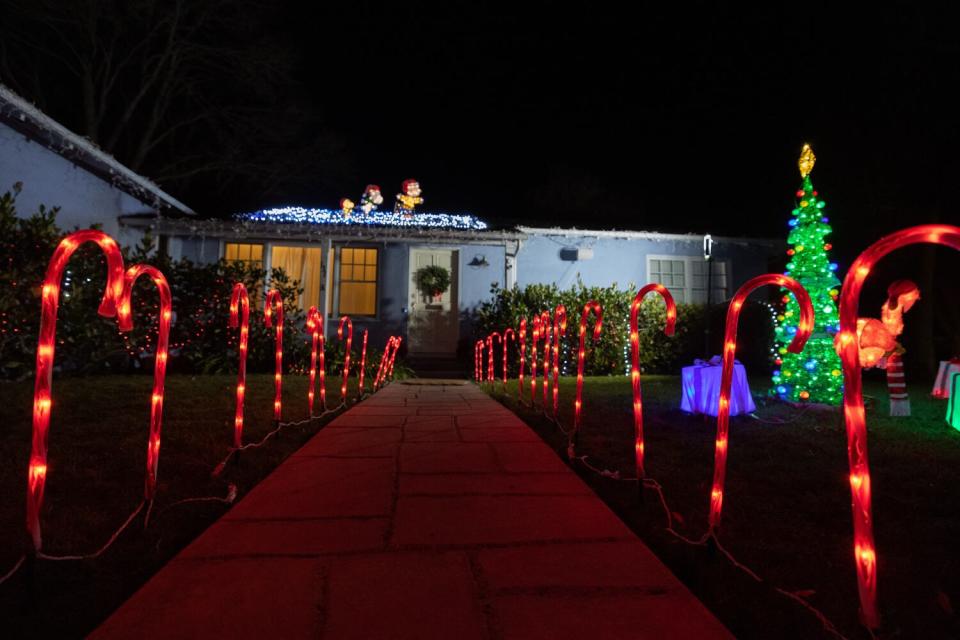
[517,225,781,248]
[0,83,195,216]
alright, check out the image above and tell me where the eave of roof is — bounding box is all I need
[0,83,195,215]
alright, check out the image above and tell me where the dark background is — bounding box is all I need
[2,0,958,361]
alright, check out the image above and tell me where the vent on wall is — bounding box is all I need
[560,246,594,261]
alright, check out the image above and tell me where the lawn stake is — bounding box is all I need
[630,284,676,497]
[708,274,812,534]
[569,301,602,458]
[117,264,173,501]
[836,223,960,629]
[27,230,125,552]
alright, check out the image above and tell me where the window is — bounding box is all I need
[270,245,323,311]
[648,256,727,304]
[224,242,263,268]
[337,247,378,316]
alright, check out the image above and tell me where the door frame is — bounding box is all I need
[407,246,460,354]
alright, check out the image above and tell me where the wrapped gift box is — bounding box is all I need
[680,357,756,417]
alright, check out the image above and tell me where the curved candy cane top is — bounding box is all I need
[835,224,960,629]
[338,315,353,338]
[230,283,250,329]
[27,230,126,551]
[307,306,323,333]
[631,283,676,338]
[578,301,603,340]
[264,290,283,327]
[117,264,172,332]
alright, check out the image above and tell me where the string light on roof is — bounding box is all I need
[235,207,488,230]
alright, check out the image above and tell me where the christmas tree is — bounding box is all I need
[772,144,843,404]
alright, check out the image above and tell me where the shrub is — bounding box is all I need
[474,281,775,377]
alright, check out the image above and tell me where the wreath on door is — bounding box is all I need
[415,265,451,301]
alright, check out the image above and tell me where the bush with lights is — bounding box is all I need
[771,145,843,404]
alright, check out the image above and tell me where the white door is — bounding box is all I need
[408,249,459,354]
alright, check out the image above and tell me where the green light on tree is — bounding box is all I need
[772,144,843,405]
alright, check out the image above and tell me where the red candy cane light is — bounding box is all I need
[836,224,960,629]
[486,332,500,383]
[264,290,284,423]
[630,284,676,480]
[357,329,369,397]
[708,274,813,534]
[530,316,540,403]
[570,301,602,454]
[518,318,527,402]
[229,284,251,445]
[539,311,552,407]
[551,305,567,416]
[117,264,172,500]
[375,336,397,389]
[477,339,485,383]
[338,316,353,403]
[306,306,325,414]
[386,336,401,379]
[27,230,125,551]
[502,327,515,388]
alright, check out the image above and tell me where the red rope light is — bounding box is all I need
[502,327,515,388]
[836,224,960,629]
[357,329,369,397]
[630,284,676,480]
[263,290,284,423]
[476,339,485,383]
[551,305,567,416]
[530,316,540,403]
[306,306,325,414]
[117,264,172,500]
[518,318,527,401]
[539,311,552,407]
[486,332,500,383]
[387,336,401,379]
[229,284,250,446]
[27,230,125,551]
[708,274,813,534]
[376,336,398,389]
[337,316,353,403]
[570,301,602,454]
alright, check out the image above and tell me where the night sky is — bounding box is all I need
[264,2,960,252]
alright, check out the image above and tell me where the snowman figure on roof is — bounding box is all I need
[359,184,384,216]
[394,179,423,219]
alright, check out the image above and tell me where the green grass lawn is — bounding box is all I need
[484,374,960,640]
[0,372,364,638]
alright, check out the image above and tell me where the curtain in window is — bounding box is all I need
[270,246,323,310]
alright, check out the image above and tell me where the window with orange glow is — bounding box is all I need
[337,247,378,316]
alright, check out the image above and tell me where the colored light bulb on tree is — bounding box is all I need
[229,284,251,445]
[552,305,567,416]
[306,306,325,414]
[117,264,172,500]
[772,144,842,404]
[27,230,125,551]
[338,316,353,403]
[540,311,552,407]
[709,274,813,534]
[570,301,602,457]
[630,284,676,480]
[486,332,501,383]
[264,290,284,423]
[530,316,540,403]
[518,319,527,402]
[835,224,960,629]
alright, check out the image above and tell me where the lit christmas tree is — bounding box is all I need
[772,144,843,404]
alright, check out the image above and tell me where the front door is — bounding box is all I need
[408,249,459,354]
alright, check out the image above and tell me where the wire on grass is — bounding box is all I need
[36,500,145,562]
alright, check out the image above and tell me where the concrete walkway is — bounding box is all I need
[94,381,732,639]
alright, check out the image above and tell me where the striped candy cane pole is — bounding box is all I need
[551,305,567,417]
[27,231,125,551]
[264,291,284,423]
